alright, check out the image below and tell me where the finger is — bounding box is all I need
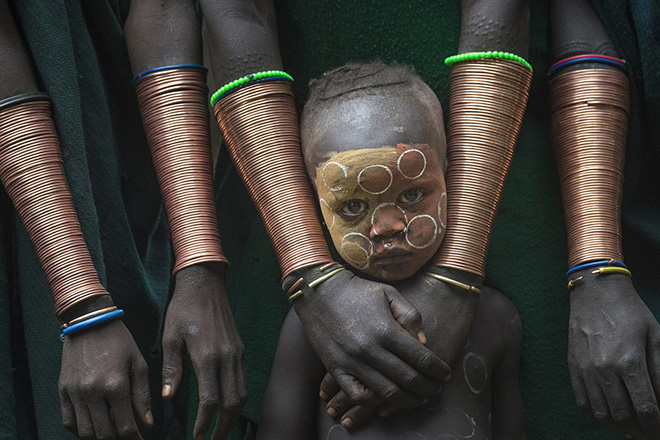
[384,289,426,344]
[570,374,590,413]
[161,333,185,399]
[320,372,340,400]
[647,332,660,402]
[71,398,96,440]
[364,347,443,397]
[340,404,380,431]
[326,386,381,419]
[107,386,144,440]
[210,358,247,440]
[130,357,154,427]
[193,366,221,440]
[87,397,118,440]
[334,367,424,410]
[622,369,660,435]
[600,377,643,438]
[59,389,77,435]
[583,378,627,438]
[377,402,405,418]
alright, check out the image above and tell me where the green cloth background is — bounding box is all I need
[1,0,658,439]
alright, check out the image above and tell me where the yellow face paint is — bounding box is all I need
[316,143,446,281]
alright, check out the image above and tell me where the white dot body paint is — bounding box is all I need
[357,164,393,195]
[463,352,488,395]
[398,432,428,440]
[322,161,348,191]
[397,148,427,179]
[326,424,349,440]
[438,191,447,229]
[319,198,336,230]
[405,214,438,249]
[340,232,373,269]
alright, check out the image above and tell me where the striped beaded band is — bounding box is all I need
[445,51,532,72]
[210,70,294,107]
[131,64,207,84]
[548,54,626,76]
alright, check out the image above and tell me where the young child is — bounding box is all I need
[257,62,524,439]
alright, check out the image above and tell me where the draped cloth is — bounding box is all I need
[0,1,657,439]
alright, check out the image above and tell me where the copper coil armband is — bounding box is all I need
[0,92,109,315]
[432,55,533,277]
[133,65,228,274]
[212,73,334,280]
[550,68,629,268]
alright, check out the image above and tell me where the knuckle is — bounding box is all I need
[220,393,245,413]
[199,393,220,409]
[380,385,400,402]
[401,308,421,326]
[117,422,138,438]
[161,364,179,378]
[592,409,609,421]
[611,408,633,422]
[616,354,640,375]
[637,403,660,420]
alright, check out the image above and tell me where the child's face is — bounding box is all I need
[315,144,446,281]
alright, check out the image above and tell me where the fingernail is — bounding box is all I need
[145,410,154,426]
[327,406,338,418]
[319,390,328,400]
[417,330,427,345]
[341,417,354,430]
[422,398,429,405]
[162,384,172,398]
[443,373,452,383]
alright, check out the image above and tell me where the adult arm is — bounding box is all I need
[199,0,450,412]
[0,2,152,438]
[550,0,660,437]
[124,1,246,439]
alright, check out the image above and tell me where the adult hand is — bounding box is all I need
[292,267,453,422]
[319,266,481,430]
[161,263,247,440]
[568,268,660,439]
[59,318,152,439]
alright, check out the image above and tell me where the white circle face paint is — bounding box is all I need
[405,214,438,249]
[326,424,350,440]
[370,202,409,230]
[340,232,373,269]
[462,352,488,395]
[319,198,336,230]
[438,191,447,229]
[322,161,348,191]
[357,165,393,195]
[397,148,427,179]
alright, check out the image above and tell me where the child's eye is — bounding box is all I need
[400,188,425,204]
[338,200,369,218]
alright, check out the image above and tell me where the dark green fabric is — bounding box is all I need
[1,0,658,439]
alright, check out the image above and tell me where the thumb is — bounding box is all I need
[130,356,153,427]
[161,334,185,399]
[383,288,426,344]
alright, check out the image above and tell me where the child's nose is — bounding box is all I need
[370,205,407,238]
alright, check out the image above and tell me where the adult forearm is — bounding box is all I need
[0,1,109,320]
[432,0,532,277]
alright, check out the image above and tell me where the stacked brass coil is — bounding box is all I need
[433,59,532,276]
[0,99,107,315]
[213,80,333,279]
[134,68,228,274]
[550,69,629,268]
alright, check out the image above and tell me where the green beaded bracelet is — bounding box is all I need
[210,70,294,106]
[444,51,533,72]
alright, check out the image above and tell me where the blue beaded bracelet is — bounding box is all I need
[131,64,207,84]
[566,259,627,277]
[60,309,125,341]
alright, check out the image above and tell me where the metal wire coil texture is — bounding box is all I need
[433,59,533,276]
[135,68,228,274]
[0,100,107,315]
[550,69,629,268]
[213,81,333,279]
